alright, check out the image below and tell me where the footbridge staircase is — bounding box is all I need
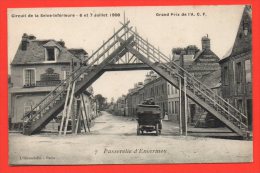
[22,21,249,138]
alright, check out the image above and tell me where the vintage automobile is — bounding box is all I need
[136,100,162,136]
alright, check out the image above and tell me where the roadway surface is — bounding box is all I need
[9,111,252,165]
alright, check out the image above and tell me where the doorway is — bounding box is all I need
[190,104,196,123]
[247,99,252,130]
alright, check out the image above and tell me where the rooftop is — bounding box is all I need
[11,34,87,65]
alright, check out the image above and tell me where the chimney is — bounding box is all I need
[186,45,196,55]
[21,33,29,51]
[138,82,143,86]
[179,50,186,67]
[58,40,65,47]
[28,34,36,40]
[201,34,210,50]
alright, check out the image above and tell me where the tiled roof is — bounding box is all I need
[43,40,61,48]
[193,50,204,61]
[245,5,252,19]
[11,35,83,65]
[68,48,88,60]
[220,5,252,62]
[68,48,88,55]
[222,47,233,60]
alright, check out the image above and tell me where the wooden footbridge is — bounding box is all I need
[22,21,249,138]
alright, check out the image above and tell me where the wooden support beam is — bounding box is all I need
[81,94,90,132]
[64,81,76,135]
[59,83,71,136]
[71,100,76,134]
[80,109,87,133]
[184,76,188,136]
[179,53,187,136]
[75,99,81,134]
[179,77,182,135]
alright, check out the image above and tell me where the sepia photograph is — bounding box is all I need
[7,5,253,165]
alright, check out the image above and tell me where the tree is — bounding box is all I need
[110,97,114,104]
[94,94,107,110]
[172,47,185,55]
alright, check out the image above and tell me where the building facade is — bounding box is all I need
[122,72,168,118]
[9,33,92,129]
[219,6,252,129]
[169,35,221,124]
[114,95,126,116]
[121,35,221,126]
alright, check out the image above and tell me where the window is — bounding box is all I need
[243,19,249,36]
[45,47,59,61]
[151,88,154,97]
[47,48,55,61]
[162,84,165,94]
[175,101,179,114]
[239,33,243,39]
[24,100,35,117]
[236,62,242,84]
[168,102,171,114]
[24,69,36,87]
[63,71,70,80]
[245,59,252,83]
[172,101,175,114]
[223,66,229,85]
[237,99,243,112]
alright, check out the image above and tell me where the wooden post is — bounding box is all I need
[178,76,182,135]
[184,76,188,136]
[71,60,76,134]
[179,52,187,136]
[64,81,76,135]
[81,94,90,132]
[80,109,87,133]
[113,28,116,51]
[59,83,71,135]
[75,98,81,134]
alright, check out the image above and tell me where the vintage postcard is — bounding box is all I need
[7,5,253,165]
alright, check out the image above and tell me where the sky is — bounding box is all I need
[8,5,244,101]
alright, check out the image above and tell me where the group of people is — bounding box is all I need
[142,99,155,105]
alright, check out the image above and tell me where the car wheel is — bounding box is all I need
[155,124,159,136]
[137,124,140,135]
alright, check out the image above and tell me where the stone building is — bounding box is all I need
[169,35,221,124]
[143,71,168,115]
[124,71,168,118]
[125,82,144,117]
[219,6,252,129]
[9,33,91,129]
[166,81,180,121]
[8,75,13,128]
[114,95,126,116]
[123,34,221,126]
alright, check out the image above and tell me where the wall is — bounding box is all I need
[219,6,252,129]
[11,92,48,124]
[220,52,252,128]
[11,63,72,87]
[167,82,180,121]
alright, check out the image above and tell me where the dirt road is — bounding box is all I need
[9,111,252,165]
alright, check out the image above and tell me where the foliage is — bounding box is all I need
[172,45,200,55]
[94,94,107,110]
